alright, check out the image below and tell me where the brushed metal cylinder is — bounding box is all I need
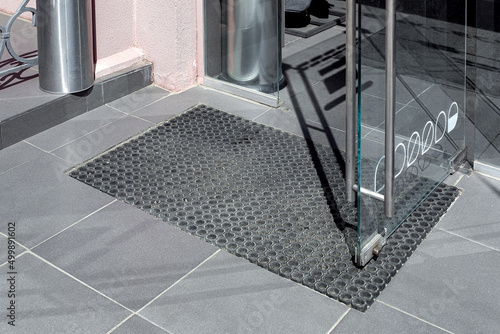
[36,0,95,94]
[225,0,260,82]
[222,0,283,91]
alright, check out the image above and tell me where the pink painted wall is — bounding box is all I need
[94,0,137,60]
[136,0,199,91]
[1,0,201,91]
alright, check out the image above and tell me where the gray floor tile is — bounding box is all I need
[284,34,302,45]
[437,173,500,250]
[107,85,171,114]
[332,302,449,334]
[112,316,170,334]
[361,94,407,129]
[0,235,7,264]
[282,46,341,82]
[0,253,130,334]
[408,84,462,113]
[127,95,194,124]
[279,75,348,133]
[133,86,270,123]
[0,231,29,265]
[52,115,152,165]
[32,201,218,311]
[359,67,432,105]
[477,143,500,167]
[292,28,345,52]
[25,105,125,152]
[283,40,311,59]
[378,230,500,334]
[443,170,465,187]
[0,152,115,248]
[254,107,346,151]
[0,140,42,174]
[281,69,322,101]
[140,251,348,334]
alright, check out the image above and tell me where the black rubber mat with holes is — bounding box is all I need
[68,105,460,311]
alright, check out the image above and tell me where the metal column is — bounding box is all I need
[385,0,396,217]
[345,0,357,203]
[36,0,95,93]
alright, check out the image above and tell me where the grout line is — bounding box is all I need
[325,308,350,334]
[0,230,31,253]
[28,251,134,312]
[0,249,30,269]
[0,159,35,177]
[48,114,129,153]
[106,314,135,334]
[252,108,273,122]
[106,94,172,116]
[360,82,433,139]
[377,301,455,334]
[47,151,75,165]
[476,170,500,182]
[106,104,129,116]
[30,200,117,250]
[134,314,175,334]
[0,140,50,177]
[23,140,51,153]
[436,228,500,252]
[136,249,221,313]
[128,114,154,124]
[452,173,465,186]
[107,314,175,334]
[308,119,345,133]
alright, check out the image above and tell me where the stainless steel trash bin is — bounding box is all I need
[36,0,95,93]
[222,0,284,93]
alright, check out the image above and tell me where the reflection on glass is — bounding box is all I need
[356,0,467,256]
[474,0,500,170]
[204,0,283,99]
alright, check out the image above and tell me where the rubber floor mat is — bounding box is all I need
[68,105,460,311]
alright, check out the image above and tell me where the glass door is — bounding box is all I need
[355,0,467,265]
[473,0,500,176]
[203,0,283,107]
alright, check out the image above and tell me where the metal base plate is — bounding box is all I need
[68,105,460,311]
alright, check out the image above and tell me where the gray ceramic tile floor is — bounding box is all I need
[25,105,126,152]
[333,301,451,334]
[111,316,170,334]
[139,251,348,334]
[0,152,115,248]
[107,85,171,114]
[378,230,500,334]
[0,140,41,174]
[32,201,218,311]
[51,115,153,166]
[437,173,500,250]
[0,253,131,334]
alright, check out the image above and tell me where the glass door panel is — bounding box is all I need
[203,0,283,106]
[474,0,500,175]
[356,0,467,264]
